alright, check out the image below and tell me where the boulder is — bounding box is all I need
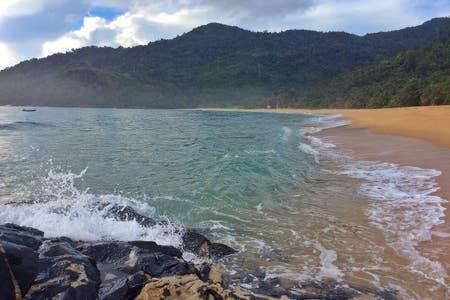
[128,241,182,258]
[125,246,197,277]
[105,205,157,227]
[135,274,291,300]
[26,239,100,300]
[135,274,234,300]
[98,272,150,300]
[77,242,133,265]
[209,243,237,260]
[0,241,39,299]
[0,224,43,300]
[0,223,43,250]
[182,229,237,260]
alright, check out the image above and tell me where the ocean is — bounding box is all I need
[0,106,447,298]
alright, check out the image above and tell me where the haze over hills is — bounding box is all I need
[0,17,449,108]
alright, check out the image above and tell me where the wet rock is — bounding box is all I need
[98,277,129,300]
[1,242,39,298]
[0,223,43,250]
[105,205,157,227]
[209,243,237,259]
[78,241,133,265]
[26,240,100,300]
[129,240,182,258]
[79,240,192,277]
[125,246,197,277]
[182,229,237,260]
[0,249,16,300]
[78,240,197,298]
[182,229,210,255]
[0,224,42,299]
[98,272,151,300]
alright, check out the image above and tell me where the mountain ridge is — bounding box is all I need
[0,17,449,108]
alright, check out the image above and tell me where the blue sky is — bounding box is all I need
[0,0,449,70]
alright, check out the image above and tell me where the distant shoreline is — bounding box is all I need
[199,106,450,149]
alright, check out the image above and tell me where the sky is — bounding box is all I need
[0,0,449,70]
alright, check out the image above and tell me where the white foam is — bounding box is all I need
[281,126,292,142]
[339,161,448,285]
[302,114,448,287]
[307,136,336,149]
[314,114,349,130]
[314,242,343,282]
[0,168,184,247]
[298,143,320,163]
[244,149,276,155]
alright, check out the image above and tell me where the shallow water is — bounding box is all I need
[0,107,447,299]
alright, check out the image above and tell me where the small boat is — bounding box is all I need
[22,109,36,112]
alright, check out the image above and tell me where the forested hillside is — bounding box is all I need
[0,17,448,108]
[277,21,450,108]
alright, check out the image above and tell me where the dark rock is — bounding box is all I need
[128,241,182,258]
[78,242,133,264]
[26,240,100,300]
[209,243,237,259]
[98,277,128,300]
[126,247,197,277]
[98,272,150,300]
[0,225,42,300]
[0,241,39,299]
[105,205,157,227]
[197,263,212,282]
[182,229,237,260]
[2,223,44,239]
[79,240,196,294]
[0,223,43,250]
[182,229,210,255]
[125,272,151,299]
[0,249,16,300]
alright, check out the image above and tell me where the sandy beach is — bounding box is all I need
[203,106,450,148]
[202,105,450,284]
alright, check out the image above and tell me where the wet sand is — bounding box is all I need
[317,127,450,278]
[202,106,450,288]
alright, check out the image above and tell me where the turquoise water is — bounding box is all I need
[0,106,447,298]
[0,108,320,218]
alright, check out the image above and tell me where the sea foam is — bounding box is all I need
[0,168,184,247]
[304,114,448,286]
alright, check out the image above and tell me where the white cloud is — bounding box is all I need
[0,0,448,65]
[0,42,19,69]
[0,0,52,19]
[41,4,209,56]
[288,0,425,34]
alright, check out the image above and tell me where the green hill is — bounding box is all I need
[0,17,449,108]
[279,22,450,108]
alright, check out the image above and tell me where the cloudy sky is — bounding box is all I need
[0,0,449,70]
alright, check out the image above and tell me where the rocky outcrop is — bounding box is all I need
[27,239,101,299]
[0,223,238,300]
[0,221,394,300]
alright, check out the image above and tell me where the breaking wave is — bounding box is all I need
[0,168,184,247]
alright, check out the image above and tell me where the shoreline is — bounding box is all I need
[200,106,450,148]
[201,106,450,285]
